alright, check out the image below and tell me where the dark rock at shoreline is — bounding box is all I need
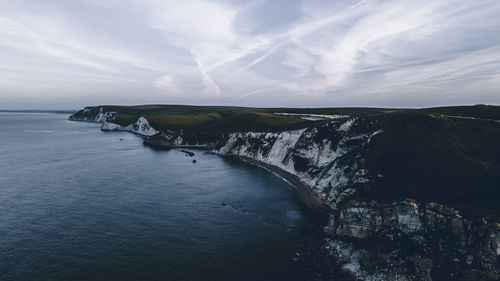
[181,150,195,156]
[142,134,173,150]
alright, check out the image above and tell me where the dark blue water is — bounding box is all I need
[0,113,333,281]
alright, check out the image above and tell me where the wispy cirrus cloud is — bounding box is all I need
[0,0,499,109]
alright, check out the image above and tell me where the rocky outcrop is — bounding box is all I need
[100,121,122,131]
[127,117,158,136]
[69,107,158,136]
[143,131,221,149]
[103,116,159,136]
[326,199,500,281]
[69,106,116,122]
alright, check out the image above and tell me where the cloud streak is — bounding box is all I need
[0,0,499,109]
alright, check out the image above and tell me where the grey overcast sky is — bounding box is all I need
[1,0,500,109]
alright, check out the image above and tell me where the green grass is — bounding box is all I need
[99,104,407,134]
[420,104,500,120]
[100,105,334,134]
[99,104,499,135]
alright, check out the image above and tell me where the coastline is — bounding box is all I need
[223,155,332,211]
[45,114,331,211]
[66,106,500,280]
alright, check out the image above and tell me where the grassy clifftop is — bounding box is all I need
[100,105,324,133]
[101,104,403,134]
[100,104,499,134]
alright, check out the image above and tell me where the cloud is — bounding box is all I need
[154,75,181,95]
[1,0,500,108]
[0,13,117,72]
[376,45,500,92]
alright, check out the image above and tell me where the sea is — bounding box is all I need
[0,113,343,281]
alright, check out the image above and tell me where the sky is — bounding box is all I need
[1,0,500,109]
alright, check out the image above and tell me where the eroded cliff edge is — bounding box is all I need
[70,106,500,281]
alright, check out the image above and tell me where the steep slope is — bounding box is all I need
[213,119,382,209]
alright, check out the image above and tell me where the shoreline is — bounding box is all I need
[224,155,332,211]
[68,116,331,211]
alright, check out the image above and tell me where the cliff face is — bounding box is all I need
[69,106,500,281]
[326,199,500,281]
[211,118,500,280]
[213,120,382,209]
[69,106,158,136]
[101,116,159,136]
[69,106,116,122]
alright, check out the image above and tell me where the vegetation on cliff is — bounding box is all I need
[362,111,500,217]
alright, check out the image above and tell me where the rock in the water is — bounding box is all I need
[181,150,195,156]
